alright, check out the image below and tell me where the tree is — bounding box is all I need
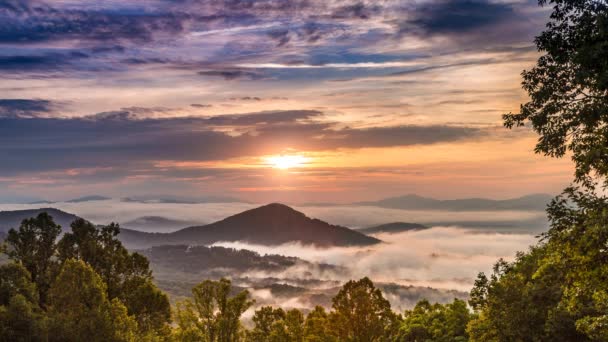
[466,244,590,340]
[57,219,171,337]
[304,306,335,342]
[467,1,608,340]
[121,277,171,338]
[328,277,399,341]
[0,294,47,342]
[5,213,61,306]
[0,264,46,341]
[398,298,472,342]
[47,259,138,342]
[0,263,38,306]
[503,0,608,188]
[248,306,286,342]
[173,278,253,342]
[249,306,306,342]
[283,309,305,342]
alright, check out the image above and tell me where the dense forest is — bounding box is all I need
[2,0,608,340]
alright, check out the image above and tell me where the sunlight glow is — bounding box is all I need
[265,154,309,169]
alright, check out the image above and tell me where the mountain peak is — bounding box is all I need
[240,202,304,216]
[166,203,381,247]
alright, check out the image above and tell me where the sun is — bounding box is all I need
[265,154,309,169]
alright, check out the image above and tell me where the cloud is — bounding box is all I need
[213,227,538,291]
[0,53,86,72]
[0,99,59,118]
[394,0,547,49]
[0,109,484,175]
[406,0,516,35]
[198,69,267,80]
[0,0,187,44]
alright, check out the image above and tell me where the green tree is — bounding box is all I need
[398,298,471,342]
[328,277,400,341]
[47,259,138,342]
[0,263,38,306]
[283,309,305,342]
[173,278,253,342]
[304,306,335,342]
[503,0,608,188]
[0,294,47,342]
[468,1,608,340]
[5,213,61,306]
[248,306,286,342]
[57,219,171,337]
[466,244,591,341]
[249,306,307,342]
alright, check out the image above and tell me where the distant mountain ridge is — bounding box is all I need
[121,216,204,233]
[119,203,381,248]
[0,204,380,248]
[359,222,428,235]
[66,195,111,203]
[0,208,81,233]
[121,195,246,204]
[355,193,553,211]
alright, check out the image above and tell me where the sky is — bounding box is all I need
[0,0,575,203]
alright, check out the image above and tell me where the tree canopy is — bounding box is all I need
[469,1,608,341]
[1,213,171,341]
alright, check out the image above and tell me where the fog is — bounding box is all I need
[0,199,548,233]
[0,199,543,310]
[213,227,537,292]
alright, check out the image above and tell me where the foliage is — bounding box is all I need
[1,214,171,340]
[173,278,253,342]
[5,212,61,306]
[0,262,38,306]
[503,0,608,188]
[0,294,47,342]
[466,191,608,341]
[397,298,472,342]
[57,218,171,337]
[469,1,608,341]
[47,259,138,342]
[303,306,335,342]
[328,277,400,341]
[249,306,307,342]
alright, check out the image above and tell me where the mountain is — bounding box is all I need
[119,203,381,249]
[357,193,554,211]
[0,208,80,233]
[358,222,428,235]
[121,216,203,233]
[121,195,246,204]
[66,195,111,203]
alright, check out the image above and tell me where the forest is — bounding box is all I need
[1,0,608,340]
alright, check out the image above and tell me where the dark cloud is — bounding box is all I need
[0,54,72,71]
[0,99,59,118]
[330,3,375,19]
[393,0,549,53]
[0,109,483,175]
[407,0,516,35]
[228,97,262,101]
[0,1,187,44]
[267,29,291,47]
[198,69,267,80]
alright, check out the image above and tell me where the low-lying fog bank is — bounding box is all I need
[212,227,537,292]
[0,199,548,233]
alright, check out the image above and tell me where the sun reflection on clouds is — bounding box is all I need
[264,154,310,169]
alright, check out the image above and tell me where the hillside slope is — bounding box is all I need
[120,203,381,248]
